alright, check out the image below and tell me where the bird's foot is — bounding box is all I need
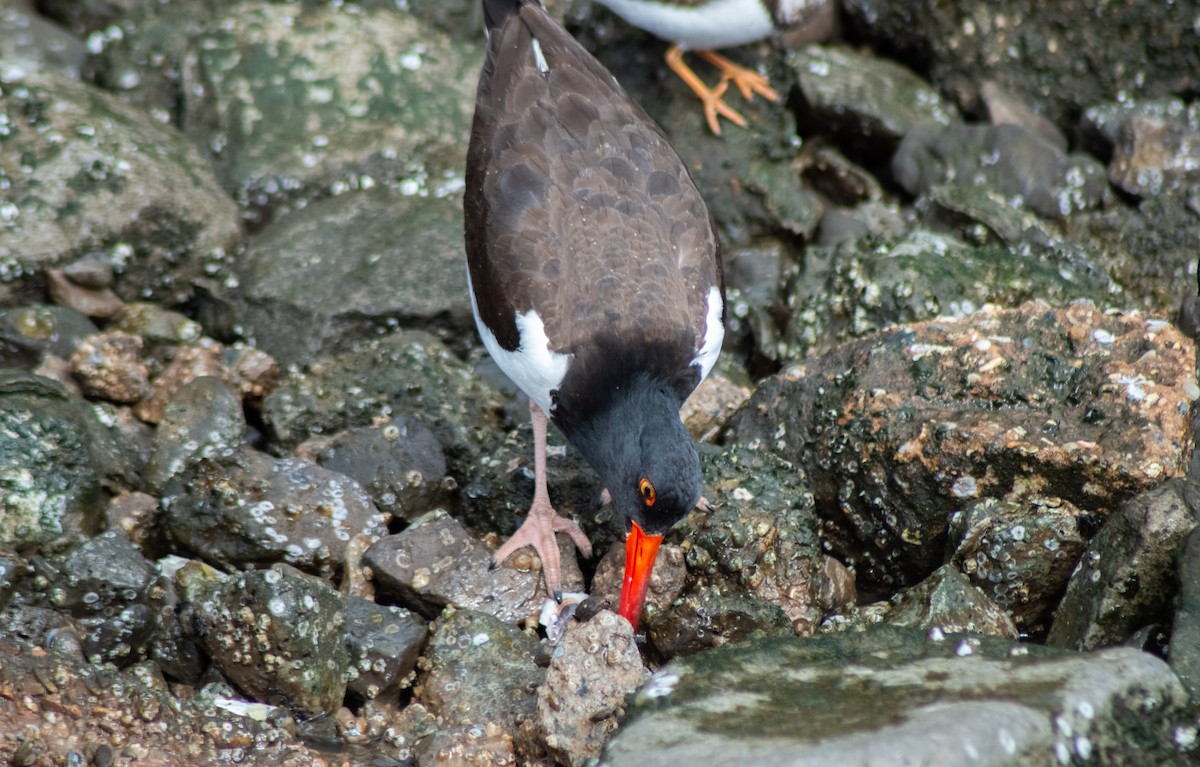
[492,498,593,601]
[666,45,748,135]
[696,50,779,103]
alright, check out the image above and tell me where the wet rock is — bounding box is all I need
[0,548,22,611]
[46,266,125,318]
[179,3,477,221]
[145,376,245,494]
[1108,115,1200,200]
[979,81,1067,153]
[1065,194,1200,317]
[1047,478,1200,651]
[418,608,543,761]
[344,595,427,703]
[1079,97,1200,157]
[216,189,472,367]
[262,330,505,464]
[844,0,1200,127]
[681,446,825,636]
[893,123,1108,220]
[0,68,241,306]
[0,2,85,79]
[162,444,387,578]
[364,514,583,625]
[307,418,449,523]
[538,610,647,766]
[0,304,97,368]
[791,44,957,162]
[0,603,84,647]
[781,229,1112,360]
[879,564,1018,640]
[68,330,150,403]
[111,302,203,345]
[456,418,609,554]
[0,371,106,551]
[1170,526,1200,704]
[0,633,321,767]
[950,496,1090,635]
[680,364,753,444]
[149,556,206,685]
[180,562,350,718]
[601,625,1196,766]
[132,342,231,424]
[49,531,160,666]
[648,589,793,658]
[733,301,1198,592]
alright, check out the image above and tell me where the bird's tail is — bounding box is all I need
[483,0,538,34]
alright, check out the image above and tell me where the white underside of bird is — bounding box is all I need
[595,0,776,51]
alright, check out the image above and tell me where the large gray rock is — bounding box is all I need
[601,626,1197,766]
[0,68,241,306]
[217,189,472,366]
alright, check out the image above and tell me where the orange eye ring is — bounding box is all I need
[638,477,656,506]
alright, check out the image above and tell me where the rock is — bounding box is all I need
[0,548,22,612]
[0,2,85,79]
[1170,526,1200,704]
[132,342,231,424]
[732,301,1198,592]
[1047,478,1200,651]
[179,3,477,221]
[792,44,957,161]
[0,68,241,307]
[180,562,350,718]
[110,302,202,345]
[262,330,505,465]
[1108,115,1200,199]
[0,371,106,551]
[49,531,161,666]
[144,376,245,494]
[0,304,97,369]
[538,610,647,766]
[844,0,1200,127]
[950,496,1090,635]
[880,564,1018,640]
[680,364,753,443]
[892,123,1108,220]
[418,608,544,761]
[162,445,387,578]
[781,229,1112,360]
[46,266,125,318]
[979,81,1067,153]
[344,596,427,703]
[364,514,583,625]
[216,189,473,367]
[307,418,449,523]
[68,331,151,403]
[647,588,793,658]
[600,625,1197,766]
[0,632,318,767]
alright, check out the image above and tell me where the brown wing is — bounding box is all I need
[464,1,722,369]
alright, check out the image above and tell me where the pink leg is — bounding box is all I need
[492,400,593,599]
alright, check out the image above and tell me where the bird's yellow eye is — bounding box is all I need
[638,477,656,506]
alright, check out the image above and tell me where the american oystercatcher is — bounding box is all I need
[465,0,725,630]
[593,0,826,133]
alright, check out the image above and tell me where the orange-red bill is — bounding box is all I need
[618,521,663,631]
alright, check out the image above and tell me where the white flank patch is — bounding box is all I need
[595,0,775,50]
[692,285,724,381]
[467,269,571,415]
[531,37,550,73]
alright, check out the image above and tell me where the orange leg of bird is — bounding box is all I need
[665,45,747,135]
[696,50,779,103]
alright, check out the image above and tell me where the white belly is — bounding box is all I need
[596,0,776,51]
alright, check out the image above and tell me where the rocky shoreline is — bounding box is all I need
[1,0,1198,765]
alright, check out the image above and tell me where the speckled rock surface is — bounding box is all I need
[179,562,350,718]
[732,301,1197,591]
[364,514,583,625]
[873,564,1019,640]
[601,626,1196,766]
[144,376,245,494]
[0,68,241,306]
[162,445,387,578]
[538,610,647,766]
[344,595,427,702]
[1047,477,1200,651]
